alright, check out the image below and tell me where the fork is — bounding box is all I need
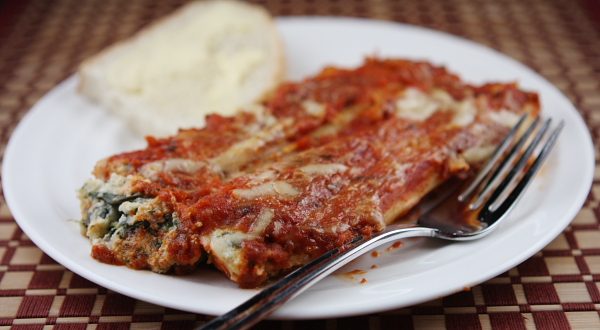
[197,115,564,330]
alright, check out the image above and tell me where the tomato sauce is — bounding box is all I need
[86,58,540,288]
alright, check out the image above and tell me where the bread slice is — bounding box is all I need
[78,0,285,137]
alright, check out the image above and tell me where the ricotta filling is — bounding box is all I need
[79,174,143,239]
[79,174,177,251]
[207,208,275,277]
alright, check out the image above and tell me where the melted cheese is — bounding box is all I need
[299,163,348,176]
[395,88,476,126]
[210,118,293,174]
[232,181,301,199]
[451,99,477,127]
[430,88,477,127]
[272,221,283,235]
[139,159,206,180]
[463,145,496,163]
[251,208,274,235]
[430,89,455,107]
[248,170,278,183]
[301,100,326,117]
[242,104,278,132]
[395,88,439,121]
[488,109,521,127]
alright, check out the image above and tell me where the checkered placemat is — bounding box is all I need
[1,0,600,329]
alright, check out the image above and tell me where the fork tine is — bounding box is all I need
[458,114,528,202]
[481,119,564,219]
[468,116,541,210]
[487,118,552,212]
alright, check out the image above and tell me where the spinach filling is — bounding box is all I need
[89,192,141,205]
[84,189,180,255]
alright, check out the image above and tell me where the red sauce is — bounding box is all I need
[183,59,539,287]
[369,241,405,260]
[89,58,541,288]
[387,241,404,252]
[334,269,369,284]
[92,245,125,266]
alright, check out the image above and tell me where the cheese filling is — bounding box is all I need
[206,207,275,278]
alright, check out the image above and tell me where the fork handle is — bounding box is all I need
[196,224,434,330]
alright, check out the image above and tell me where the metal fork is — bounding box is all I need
[197,115,564,330]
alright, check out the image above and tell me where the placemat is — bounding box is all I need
[1,0,599,329]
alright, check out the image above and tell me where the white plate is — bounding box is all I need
[2,17,594,319]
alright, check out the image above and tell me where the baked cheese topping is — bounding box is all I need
[462,145,497,164]
[301,100,327,117]
[395,87,478,127]
[139,159,207,180]
[450,99,477,127]
[395,88,440,121]
[209,118,294,174]
[247,170,278,183]
[252,208,275,235]
[232,181,301,199]
[299,163,349,176]
[488,109,521,127]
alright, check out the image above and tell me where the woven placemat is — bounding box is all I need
[1,0,599,329]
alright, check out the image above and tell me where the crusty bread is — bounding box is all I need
[78,0,285,137]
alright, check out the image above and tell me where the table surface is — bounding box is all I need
[1,0,600,329]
